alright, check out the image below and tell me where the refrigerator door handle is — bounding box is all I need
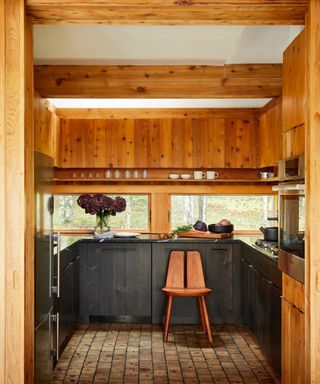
[51,312,60,360]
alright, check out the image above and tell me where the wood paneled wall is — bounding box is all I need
[283,29,306,133]
[34,92,60,163]
[0,3,34,383]
[58,116,258,169]
[258,99,282,167]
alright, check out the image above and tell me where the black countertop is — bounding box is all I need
[57,233,278,266]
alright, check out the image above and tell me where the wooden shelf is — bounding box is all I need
[53,177,277,184]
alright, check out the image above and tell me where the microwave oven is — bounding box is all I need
[278,154,304,181]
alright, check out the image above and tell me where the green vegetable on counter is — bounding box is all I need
[172,224,193,235]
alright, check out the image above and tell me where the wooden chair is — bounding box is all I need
[162,250,212,342]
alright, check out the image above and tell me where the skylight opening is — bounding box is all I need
[48,98,272,109]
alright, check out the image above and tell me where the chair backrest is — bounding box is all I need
[165,250,206,289]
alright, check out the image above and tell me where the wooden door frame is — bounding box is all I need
[2,1,320,383]
[0,1,34,383]
[305,2,320,383]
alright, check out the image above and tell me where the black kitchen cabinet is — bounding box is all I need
[151,242,240,324]
[205,243,242,323]
[79,243,152,322]
[241,244,282,374]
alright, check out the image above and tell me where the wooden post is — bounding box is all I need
[0,1,34,383]
[305,1,320,383]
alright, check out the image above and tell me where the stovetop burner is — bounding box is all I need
[254,239,279,257]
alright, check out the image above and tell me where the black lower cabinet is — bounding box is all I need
[151,242,241,324]
[241,246,282,374]
[79,243,152,322]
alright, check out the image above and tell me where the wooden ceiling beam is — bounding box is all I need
[26,0,307,25]
[34,64,282,98]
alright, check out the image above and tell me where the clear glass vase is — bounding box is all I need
[94,213,111,237]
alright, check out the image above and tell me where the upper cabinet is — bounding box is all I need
[258,100,282,167]
[282,30,306,133]
[58,116,258,169]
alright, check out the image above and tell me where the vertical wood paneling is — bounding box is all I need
[282,29,306,132]
[24,17,34,384]
[282,124,305,158]
[58,116,258,169]
[259,100,282,167]
[225,118,257,168]
[134,119,148,168]
[0,1,33,382]
[151,193,170,233]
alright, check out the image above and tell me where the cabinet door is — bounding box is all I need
[241,258,251,327]
[86,243,151,322]
[59,263,74,350]
[282,298,305,384]
[72,256,80,324]
[270,284,281,374]
[282,30,306,132]
[205,244,241,323]
[152,243,207,324]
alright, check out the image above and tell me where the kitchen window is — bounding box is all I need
[53,194,149,231]
[171,195,276,231]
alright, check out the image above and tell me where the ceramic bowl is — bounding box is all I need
[180,174,192,179]
[169,173,180,179]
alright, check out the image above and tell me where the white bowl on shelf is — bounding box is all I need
[180,174,192,179]
[169,173,180,179]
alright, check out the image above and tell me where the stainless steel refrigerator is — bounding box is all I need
[34,151,54,383]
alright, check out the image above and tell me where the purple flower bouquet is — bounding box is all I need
[77,194,126,235]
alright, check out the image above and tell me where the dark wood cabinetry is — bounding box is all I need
[241,246,282,374]
[152,242,241,324]
[79,243,152,322]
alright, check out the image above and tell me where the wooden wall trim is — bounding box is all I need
[34,64,283,98]
[0,1,33,383]
[26,0,307,25]
[259,96,282,115]
[55,108,260,120]
[24,17,34,384]
[305,2,320,383]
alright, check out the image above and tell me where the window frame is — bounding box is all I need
[53,192,151,233]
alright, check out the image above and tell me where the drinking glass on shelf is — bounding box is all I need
[114,170,121,178]
[133,170,139,178]
[80,172,85,178]
[88,172,93,178]
[105,170,112,178]
[142,169,148,179]
[124,170,131,179]
[72,172,77,178]
[95,172,100,178]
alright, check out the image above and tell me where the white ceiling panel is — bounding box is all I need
[34,25,245,65]
[49,98,271,109]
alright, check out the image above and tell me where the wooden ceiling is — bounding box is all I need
[26,0,307,25]
[34,64,282,98]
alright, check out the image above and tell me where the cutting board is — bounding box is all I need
[177,230,234,239]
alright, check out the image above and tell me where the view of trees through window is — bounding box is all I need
[171,195,276,231]
[53,194,149,230]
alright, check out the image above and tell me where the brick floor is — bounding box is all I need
[52,324,280,384]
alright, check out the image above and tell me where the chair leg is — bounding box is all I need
[197,297,206,332]
[200,296,213,343]
[163,295,173,342]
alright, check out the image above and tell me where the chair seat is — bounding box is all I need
[162,287,211,296]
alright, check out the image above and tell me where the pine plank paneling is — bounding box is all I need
[225,118,257,168]
[282,124,305,158]
[259,99,282,167]
[26,0,307,25]
[56,108,259,120]
[34,64,282,99]
[58,115,259,169]
[283,29,306,132]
